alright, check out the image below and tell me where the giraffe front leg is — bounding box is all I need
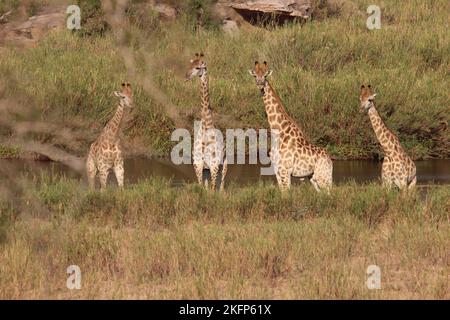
[193,163,204,186]
[114,158,124,188]
[99,169,109,191]
[382,178,394,190]
[210,164,220,191]
[393,175,408,190]
[86,155,97,190]
[381,158,394,190]
[277,166,291,192]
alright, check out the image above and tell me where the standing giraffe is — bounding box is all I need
[249,61,332,192]
[86,83,133,190]
[359,85,416,189]
[185,53,227,191]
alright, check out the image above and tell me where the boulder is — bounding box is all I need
[0,10,13,24]
[0,6,65,48]
[221,18,240,35]
[151,3,177,21]
[229,0,312,24]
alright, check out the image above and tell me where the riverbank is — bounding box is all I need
[0,0,449,161]
[0,174,448,298]
[2,158,450,186]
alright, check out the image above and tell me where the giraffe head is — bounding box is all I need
[185,53,207,81]
[114,82,133,108]
[359,84,377,112]
[249,61,273,92]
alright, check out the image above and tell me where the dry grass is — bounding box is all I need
[0,175,448,299]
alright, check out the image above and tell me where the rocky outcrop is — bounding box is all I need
[229,0,312,24]
[152,3,177,20]
[0,10,13,24]
[0,6,66,48]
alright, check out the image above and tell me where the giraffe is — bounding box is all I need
[249,61,332,192]
[185,53,227,191]
[359,85,416,189]
[86,82,133,190]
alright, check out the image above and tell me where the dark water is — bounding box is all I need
[0,159,449,186]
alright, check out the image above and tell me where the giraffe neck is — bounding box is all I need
[102,103,125,140]
[262,82,287,129]
[262,81,306,138]
[367,105,402,156]
[200,71,214,130]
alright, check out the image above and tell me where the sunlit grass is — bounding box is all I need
[0,173,448,299]
[0,0,448,159]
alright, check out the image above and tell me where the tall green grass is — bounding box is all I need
[0,0,448,159]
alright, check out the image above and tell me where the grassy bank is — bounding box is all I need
[0,0,449,160]
[0,174,449,299]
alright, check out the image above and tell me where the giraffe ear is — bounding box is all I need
[114,91,122,97]
[265,69,273,77]
[248,70,256,76]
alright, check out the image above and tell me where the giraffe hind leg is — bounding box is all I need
[310,178,321,192]
[311,157,333,193]
[408,176,417,189]
[99,169,109,191]
[114,159,124,188]
[219,159,228,192]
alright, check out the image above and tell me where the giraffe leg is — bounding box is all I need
[219,159,228,192]
[114,158,124,188]
[381,158,392,189]
[86,155,97,190]
[408,175,417,189]
[393,175,408,190]
[99,169,109,191]
[193,163,204,186]
[277,166,291,192]
[310,178,321,192]
[210,164,219,191]
[382,177,394,190]
[312,156,333,193]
